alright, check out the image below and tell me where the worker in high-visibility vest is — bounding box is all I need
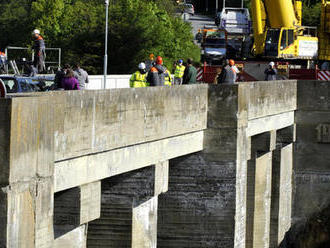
[129,62,147,88]
[164,69,172,86]
[174,59,185,85]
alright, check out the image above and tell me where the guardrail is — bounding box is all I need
[86,75,130,89]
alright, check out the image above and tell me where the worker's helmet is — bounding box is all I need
[178,59,183,64]
[269,61,275,67]
[138,62,146,70]
[32,29,40,35]
[156,56,163,65]
[229,59,235,66]
[149,53,154,59]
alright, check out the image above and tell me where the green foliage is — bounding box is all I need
[0,0,199,74]
[302,2,321,27]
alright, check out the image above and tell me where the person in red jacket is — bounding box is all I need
[32,29,46,73]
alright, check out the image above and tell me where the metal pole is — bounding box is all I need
[5,47,8,74]
[223,0,225,9]
[216,0,218,13]
[104,0,109,89]
[241,0,244,8]
[59,48,61,70]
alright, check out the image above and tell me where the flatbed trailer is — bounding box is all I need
[197,61,330,83]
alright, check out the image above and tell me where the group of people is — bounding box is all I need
[216,59,278,84]
[129,54,198,88]
[54,63,89,90]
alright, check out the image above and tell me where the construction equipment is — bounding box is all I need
[251,0,318,60]
[200,26,227,64]
[319,0,330,61]
[215,1,252,58]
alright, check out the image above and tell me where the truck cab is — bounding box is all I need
[264,28,318,59]
[201,28,227,64]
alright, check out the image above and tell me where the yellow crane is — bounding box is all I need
[251,0,318,60]
[319,0,330,61]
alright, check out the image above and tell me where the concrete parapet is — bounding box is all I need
[1,81,329,248]
[52,86,208,161]
[0,96,54,248]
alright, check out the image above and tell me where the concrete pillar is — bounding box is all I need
[253,152,272,248]
[53,225,88,248]
[132,197,158,248]
[0,97,54,248]
[53,181,101,239]
[158,86,239,248]
[87,165,162,247]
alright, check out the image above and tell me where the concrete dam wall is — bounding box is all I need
[0,81,329,248]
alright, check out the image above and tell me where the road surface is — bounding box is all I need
[186,14,217,40]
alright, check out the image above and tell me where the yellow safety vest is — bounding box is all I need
[165,70,172,86]
[130,71,147,88]
[174,65,185,78]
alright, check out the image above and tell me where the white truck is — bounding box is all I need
[215,5,252,58]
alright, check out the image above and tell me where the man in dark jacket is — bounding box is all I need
[32,29,46,73]
[217,59,237,84]
[182,58,197,84]
[147,56,168,86]
[264,61,277,81]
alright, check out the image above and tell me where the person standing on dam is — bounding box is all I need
[174,59,185,85]
[264,61,278,81]
[61,69,80,90]
[147,56,168,86]
[32,29,46,73]
[129,62,148,88]
[182,58,197,84]
[74,63,89,89]
[216,59,237,84]
[145,53,155,71]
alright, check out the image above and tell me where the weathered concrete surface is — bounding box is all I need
[53,225,87,248]
[132,197,158,248]
[253,152,272,248]
[1,86,207,247]
[0,96,54,248]
[157,82,297,248]
[158,85,238,248]
[278,144,293,244]
[54,131,203,192]
[2,81,330,248]
[53,181,100,238]
[53,86,207,161]
[291,81,330,231]
[235,81,297,248]
[87,166,156,247]
[155,161,169,196]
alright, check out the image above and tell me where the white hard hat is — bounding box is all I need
[138,62,146,70]
[32,29,40,35]
[269,61,275,66]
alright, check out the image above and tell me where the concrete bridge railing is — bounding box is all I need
[0,85,207,247]
[1,81,329,248]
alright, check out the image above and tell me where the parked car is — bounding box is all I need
[179,3,195,15]
[0,75,55,93]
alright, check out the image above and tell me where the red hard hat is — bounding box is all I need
[156,56,163,65]
[229,59,235,66]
